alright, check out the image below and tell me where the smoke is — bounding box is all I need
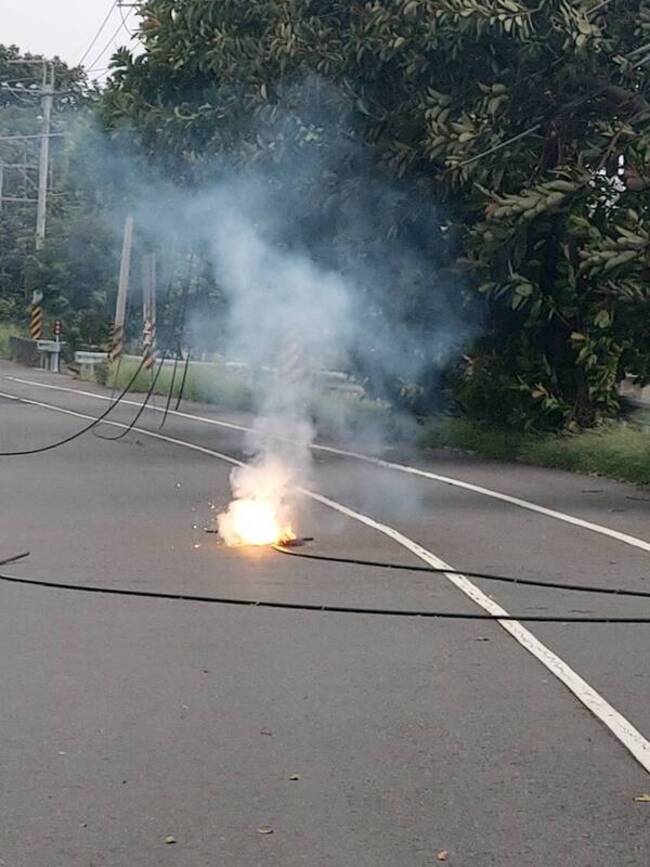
[200,155,474,540]
[203,177,355,542]
[72,83,479,540]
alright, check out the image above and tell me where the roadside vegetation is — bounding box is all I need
[105,358,254,412]
[419,415,650,485]
[104,357,392,440]
[103,359,649,485]
[0,321,26,359]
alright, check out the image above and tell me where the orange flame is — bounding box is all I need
[218,497,295,547]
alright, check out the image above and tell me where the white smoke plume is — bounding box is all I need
[74,89,478,541]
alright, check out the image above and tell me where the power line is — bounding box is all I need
[96,352,168,442]
[78,1,119,67]
[0,568,648,623]
[86,8,134,74]
[272,546,650,600]
[0,356,147,456]
[118,2,135,37]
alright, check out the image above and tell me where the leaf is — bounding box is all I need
[634,794,650,803]
[437,851,449,862]
[256,825,274,835]
[594,310,611,329]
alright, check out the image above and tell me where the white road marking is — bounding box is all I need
[6,374,650,555]
[2,387,649,775]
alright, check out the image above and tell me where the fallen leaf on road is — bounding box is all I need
[634,794,650,803]
[260,729,273,736]
[437,850,449,861]
[164,836,176,845]
[289,774,301,781]
[256,825,274,835]
[475,637,489,642]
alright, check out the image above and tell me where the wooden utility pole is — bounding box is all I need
[110,215,134,362]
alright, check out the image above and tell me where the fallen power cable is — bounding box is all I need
[271,545,650,600]
[0,356,148,456]
[95,351,169,442]
[0,560,648,623]
[0,552,30,567]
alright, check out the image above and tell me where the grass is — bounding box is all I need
[105,357,255,411]
[419,416,650,485]
[0,321,26,359]
[104,357,390,430]
[97,356,650,485]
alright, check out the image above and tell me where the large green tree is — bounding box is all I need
[104,0,650,428]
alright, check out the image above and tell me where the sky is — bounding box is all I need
[0,0,139,78]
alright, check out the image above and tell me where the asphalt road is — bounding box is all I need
[0,359,649,867]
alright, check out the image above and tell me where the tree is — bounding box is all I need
[104,1,650,428]
[0,46,119,347]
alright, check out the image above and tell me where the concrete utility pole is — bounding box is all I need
[110,215,134,362]
[36,63,54,249]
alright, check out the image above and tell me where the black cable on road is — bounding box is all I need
[174,351,191,412]
[0,356,147,456]
[0,569,648,623]
[158,353,180,430]
[0,553,30,567]
[272,546,650,600]
[96,352,168,442]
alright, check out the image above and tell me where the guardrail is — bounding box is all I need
[73,351,365,397]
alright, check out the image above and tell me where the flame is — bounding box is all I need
[218,497,295,547]
[217,459,298,547]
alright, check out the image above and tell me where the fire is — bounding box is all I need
[218,497,295,547]
[217,461,297,547]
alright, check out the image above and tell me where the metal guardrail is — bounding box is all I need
[73,351,365,397]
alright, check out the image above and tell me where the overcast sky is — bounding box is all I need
[0,0,138,77]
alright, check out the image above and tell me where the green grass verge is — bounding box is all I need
[0,321,26,359]
[106,358,255,411]
[103,357,649,485]
[419,417,650,485]
[105,357,393,438]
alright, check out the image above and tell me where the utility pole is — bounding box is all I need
[36,63,54,249]
[0,161,4,212]
[110,214,134,362]
[142,253,158,369]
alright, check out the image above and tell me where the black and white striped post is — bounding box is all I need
[142,254,157,371]
[30,290,44,341]
[110,215,134,364]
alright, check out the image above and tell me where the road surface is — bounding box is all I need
[1,359,649,866]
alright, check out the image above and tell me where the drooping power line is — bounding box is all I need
[86,8,134,74]
[78,1,119,67]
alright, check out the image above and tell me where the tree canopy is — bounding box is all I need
[103,0,650,428]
